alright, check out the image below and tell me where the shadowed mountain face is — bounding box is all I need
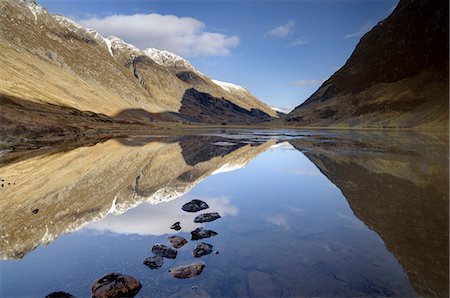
[286,0,449,129]
[289,132,449,297]
[0,134,274,260]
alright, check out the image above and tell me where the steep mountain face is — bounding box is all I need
[0,0,276,138]
[286,0,449,129]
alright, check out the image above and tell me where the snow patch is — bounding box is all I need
[143,48,200,73]
[212,79,247,92]
[211,162,246,175]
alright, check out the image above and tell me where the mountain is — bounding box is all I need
[285,0,449,129]
[0,0,276,142]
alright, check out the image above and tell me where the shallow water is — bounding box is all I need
[0,130,448,297]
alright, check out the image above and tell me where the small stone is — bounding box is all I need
[182,199,209,212]
[143,255,164,269]
[193,243,213,258]
[91,272,142,298]
[45,291,75,298]
[169,263,205,279]
[215,250,220,255]
[191,227,218,240]
[168,236,188,249]
[152,244,177,259]
[32,209,39,214]
[170,221,182,231]
[194,212,221,223]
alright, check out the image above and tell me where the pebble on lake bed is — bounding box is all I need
[193,242,213,258]
[143,255,164,269]
[191,227,218,240]
[169,263,206,279]
[91,272,142,298]
[168,235,188,249]
[45,291,76,298]
[152,244,177,259]
[170,221,182,231]
[194,212,221,223]
[182,199,209,212]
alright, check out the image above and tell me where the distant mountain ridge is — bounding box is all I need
[286,0,449,129]
[0,0,277,139]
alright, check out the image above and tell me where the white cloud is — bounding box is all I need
[286,79,324,87]
[86,196,238,236]
[344,23,374,39]
[264,215,290,230]
[78,13,239,57]
[265,20,295,38]
[287,37,309,47]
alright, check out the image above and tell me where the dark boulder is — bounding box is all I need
[191,227,218,240]
[169,263,206,279]
[143,255,164,269]
[91,273,142,298]
[168,236,188,249]
[182,199,209,212]
[170,221,182,231]
[193,243,213,258]
[152,244,177,259]
[194,212,221,223]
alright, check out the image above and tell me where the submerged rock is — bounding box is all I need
[143,255,164,269]
[170,221,182,231]
[152,244,177,259]
[168,235,188,249]
[91,272,142,298]
[169,263,206,279]
[194,212,221,223]
[193,243,213,258]
[191,227,218,240]
[182,199,209,212]
[45,291,75,298]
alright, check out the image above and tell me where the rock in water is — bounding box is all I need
[194,212,221,223]
[170,221,182,231]
[191,227,218,240]
[152,244,177,259]
[143,255,164,269]
[170,263,206,279]
[182,199,209,212]
[91,273,142,298]
[193,243,213,258]
[45,291,75,298]
[168,236,188,249]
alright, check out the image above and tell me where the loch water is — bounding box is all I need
[0,130,448,297]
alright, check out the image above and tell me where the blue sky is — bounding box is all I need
[40,0,399,112]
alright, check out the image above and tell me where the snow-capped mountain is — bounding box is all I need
[1,0,278,139]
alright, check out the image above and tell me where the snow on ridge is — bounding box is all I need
[22,0,45,22]
[53,14,84,31]
[106,36,140,53]
[143,48,195,70]
[212,79,247,92]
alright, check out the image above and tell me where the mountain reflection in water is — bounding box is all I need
[0,130,448,297]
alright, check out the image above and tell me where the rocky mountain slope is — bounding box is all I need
[286,0,449,129]
[0,0,276,141]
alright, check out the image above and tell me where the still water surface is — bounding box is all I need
[0,130,448,297]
